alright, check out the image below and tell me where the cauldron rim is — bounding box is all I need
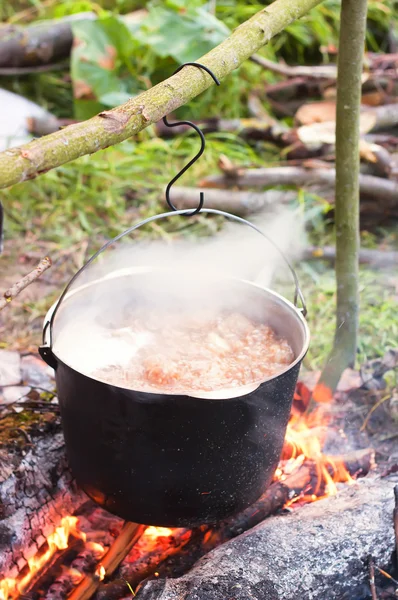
[44,269,310,400]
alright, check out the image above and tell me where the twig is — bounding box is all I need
[0,62,69,75]
[368,556,379,600]
[373,565,398,587]
[0,256,52,311]
[250,54,338,79]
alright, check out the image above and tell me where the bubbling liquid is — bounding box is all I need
[92,309,294,394]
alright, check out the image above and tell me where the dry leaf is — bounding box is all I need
[359,111,377,134]
[218,154,236,173]
[295,100,336,126]
[359,139,378,163]
[361,91,386,107]
[98,45,117,71]
[73,80,96,100]
[297,121,336,149]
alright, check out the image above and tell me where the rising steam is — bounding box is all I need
[49,209,306,396]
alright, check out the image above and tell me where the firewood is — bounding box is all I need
[96,529,197,600]
[0,14,96,70]
[0,431,87,578]
[200,167,398,207]
[0,256,52,311]
[165,186,296,216]
[68,522,146,600]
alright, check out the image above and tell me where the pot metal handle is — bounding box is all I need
[39,208,307,365]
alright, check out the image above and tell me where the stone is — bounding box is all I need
[0,350,21,386]
[0,385,30,405]
[21,354,54,391]
[138,476,397,600]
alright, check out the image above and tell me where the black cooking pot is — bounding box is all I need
[39,209,309,527]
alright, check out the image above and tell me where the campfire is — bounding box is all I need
[0,378,377,600]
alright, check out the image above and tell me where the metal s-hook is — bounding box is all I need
[163,62,220,216]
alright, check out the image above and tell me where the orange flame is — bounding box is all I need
[143,526,173,540]
[276,385,353,502]
[0,516,85,600]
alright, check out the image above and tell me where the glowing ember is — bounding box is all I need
[0,516,85,600]
[143,526,174,540]
[95,564,106,581]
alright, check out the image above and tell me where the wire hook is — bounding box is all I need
[163,62,220,216]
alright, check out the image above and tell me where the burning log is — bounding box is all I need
[138,477,396,600]
[0,431,87,580]
[67,522,146,600]
[210,448,375,541]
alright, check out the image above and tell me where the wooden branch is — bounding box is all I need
[167,186,297,215]
[303,246,398,268]
[250,52,398,81]
[201,166,398,206]
[315,0,368,399]
[250,53,338,79]
[0,256,52,311]
[0,0,324,190]
[0,13,95,69]
[68,522,146,600]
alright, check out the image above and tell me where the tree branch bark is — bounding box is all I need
[0,0,324,190]
[0,256,52,311]
[314,0,368,401]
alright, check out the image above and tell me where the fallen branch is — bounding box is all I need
[250,53,338,79]
[0,256,52,311]
[0,14,96,69]
[303,246,398,268]
[250,51,398,81]
[166,186,296,215]
[201,166,398,206]
[0,0,325,190]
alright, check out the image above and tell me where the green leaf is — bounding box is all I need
[132,5,230,63]
[71,16,140,119]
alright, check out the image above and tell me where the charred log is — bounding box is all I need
[0,427,86,577]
